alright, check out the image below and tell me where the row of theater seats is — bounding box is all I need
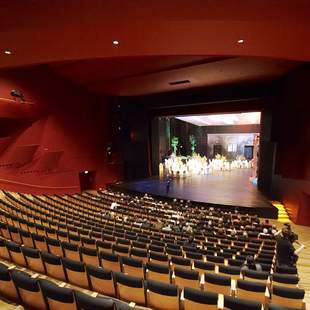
[0,238,305,310]
[0,263,130,310]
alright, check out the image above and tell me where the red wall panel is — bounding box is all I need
[0,66,122,194]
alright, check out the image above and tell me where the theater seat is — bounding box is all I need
[171,256,192,270]
[0,263,19,302]
[0,237,10,260]
[74,290,115,310]
[46,237,63,257]
[80,246,99,267]
[271,285,305,309]
[146,262,171,284]
[218,265,241,281]
[20,229,34,248]
[149,251,169,266]
[41,251,66,281]
[62,241,81,261]
[115,272,146,305]
[121,256,144,278]
[21,246,45,274]
[39,278,77,310]
[272,273,299,288]
[86,264,116,297]
[183,287,218,310]
[242,269,270,284]
[174,267,201,289]
[62,257,89,289]
[100,251,121,272]
[223,295,262,310]
[203,273,232,295]
[146,279,179,310]
[6,241,27,267]
[193,260,216,276]
[11,270,46,310]
[236,279,269,303]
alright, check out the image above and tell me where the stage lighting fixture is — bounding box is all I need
[4,50,12,55]
[113,40,119,45]
[84,171,89,174]
[237,39,244,44]
[10,89,25,102]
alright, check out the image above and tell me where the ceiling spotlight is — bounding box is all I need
[4,50,12,55]
[84,170,89,174]
[237,39,244,44]
[112,40,119,45]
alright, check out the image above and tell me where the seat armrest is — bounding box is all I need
[218,294,224,310]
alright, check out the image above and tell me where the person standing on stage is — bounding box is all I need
[166,176,172,194]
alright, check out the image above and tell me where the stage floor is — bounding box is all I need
[109,169,278,218]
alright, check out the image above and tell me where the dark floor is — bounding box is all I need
[110,169,278,218]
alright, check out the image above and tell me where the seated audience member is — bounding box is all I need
[241,256,262,273]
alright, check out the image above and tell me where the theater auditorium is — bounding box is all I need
[0,1,309,310]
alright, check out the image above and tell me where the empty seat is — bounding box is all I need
[100,251,121,272]
[146,262,171,284]
[166,247,183,257]
[62,241,80,261]
[0,222,10,239]
[130,247,148,264]
[62,257,89,289]
[74,290,115,310]
[97,240,113,253]
[11,270,46,310]
[218,265,241,280]
[0,238,10,260]
[39,278,77,310]
[271,285,305,309]
[242,269,270,284]
[20,229,34,248]
[146,279,179,310]
[174,267,200,289]
[185,251,203,260]
[46,237,63,256]
[21,246,45,273]
[272,273,299,288]
[193,260,215,276]
[121,256,144,278]
[8,225,22,244]
[80,246,99,266]
[203,273,231,295]
[236,279,268,303]
[171,256,192,270]
[275,266,298,275]
[115,272,145,305]
[0,263,19,302]
[6,241,27,267]
[113,244,129,256]
[86,264,116,297]
[224,295,262,310]
[149,251,169,266]
[41,251,66,281]
[81,237,96,249]
[31,233,48,252]
[183,287,218,310]
[206,255,224,264]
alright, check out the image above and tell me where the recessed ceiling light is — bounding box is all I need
[4,50,12,55]
[112,40,119,45]
[237,39,244,44]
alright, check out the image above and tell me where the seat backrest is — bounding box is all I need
[0,263,19,301]
[62,241,80,261]
[183,287,218,310]
[41,251,66,281]
[86,264,116,297]
[121,256,144,277]
[243,269,269,283]
[146,262,170,283]
[236,279,267,303]
[62,256,89,288]
[11,270,46,310]
[224,295,262,310]
[39,278,77,310]
[218,265,241,280]
[46,237,63,256]
[115,272,145,305]
[80,246,99,266]
[6,241,27,267]
[74,290,115,310]
[174,267,200,289]
[100,251,121,272]
[146,279,179,310]
[21,246,45,273]
[171,256,191,269]
[272,285,305,309]
[204,273,231,295]
[272,273,299,288]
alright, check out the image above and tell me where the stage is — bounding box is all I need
[109,169,278,218]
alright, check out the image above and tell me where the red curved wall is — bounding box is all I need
[0,66,122,194]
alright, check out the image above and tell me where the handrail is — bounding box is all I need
[0,178,78,189]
